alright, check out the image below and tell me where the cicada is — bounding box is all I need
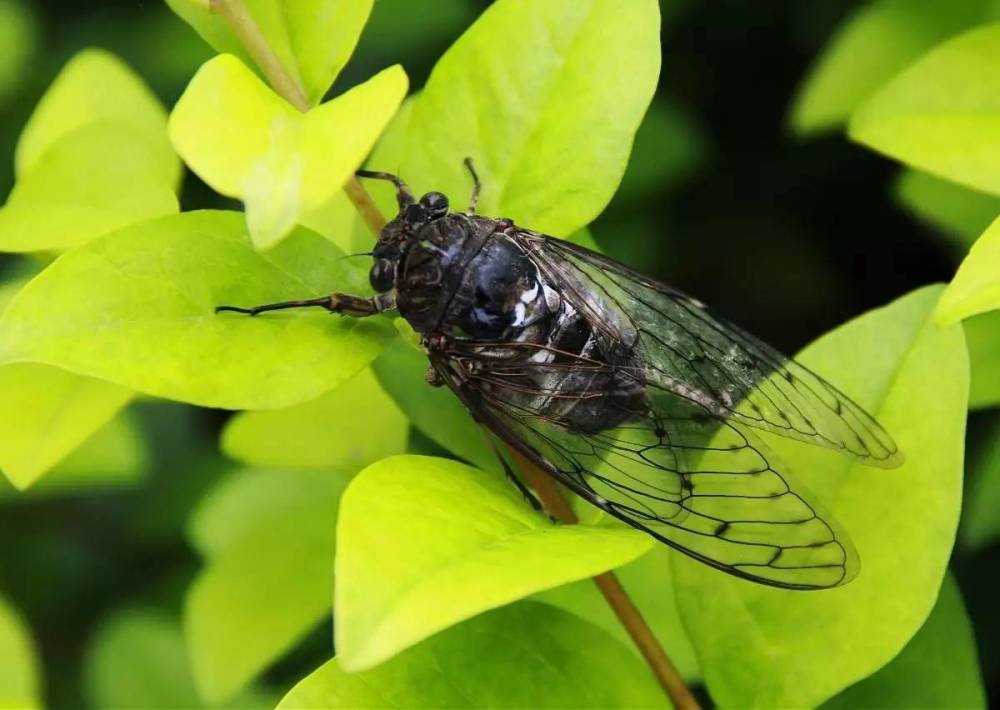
[218,159,903,590]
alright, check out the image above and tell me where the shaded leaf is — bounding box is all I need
[534,544,700,681]
[185,468,346,703]
[334,455,654,671]
[279,601,664,709]
[674,286,967,707]
[850,24,1000,196]
[895,169,1000,252]
[0,0,37,103]
[371,338,494,471]
[0,593,39,710]
[963,418,1000,550]
[169,55,406,248]
[222,366,407,471]
[823,574,984,709]
[165,0,373,105]
[790,0,994,135]
[965,311,1000,409]
[0,211,394,410]
[16,48,179,187]
[84,607,275,710]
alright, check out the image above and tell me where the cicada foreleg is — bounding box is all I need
[215,291,396,318]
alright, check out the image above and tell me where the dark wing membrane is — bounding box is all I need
[522,234,903,468]
[434,342,859,590]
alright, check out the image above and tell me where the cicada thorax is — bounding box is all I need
[395,214,647,435]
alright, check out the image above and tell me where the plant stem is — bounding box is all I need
[214,2,697,704]
[210,0,387,237]
[509,450,701,710]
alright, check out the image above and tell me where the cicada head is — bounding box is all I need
[369,191,452,293]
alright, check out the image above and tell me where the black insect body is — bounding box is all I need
[217,159,904,591]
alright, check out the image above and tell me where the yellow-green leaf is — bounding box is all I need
[16,48,179,187]
[850,24,1000,196]
[222,366,407,471]
[185,468,346,703]
[382,0,660,238]
[279,602,664,709]
[0,594,39,710]
[938,214,1000,324]
[0,211,394,410]
[165,0,373,105]
[675,286,967,707]
[790,0,994,135]
[169,55,406,249]
[0,124,179,253]
[334,455,654,671]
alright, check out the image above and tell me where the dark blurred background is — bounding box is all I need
[0,1,992,707]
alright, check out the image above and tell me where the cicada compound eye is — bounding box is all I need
[369,258,395,292]
[419,191,449,219]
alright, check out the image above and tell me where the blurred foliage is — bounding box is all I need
[0,0,998,708]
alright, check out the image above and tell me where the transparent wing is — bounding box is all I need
[522,233,903,468]
[435,341,859,590]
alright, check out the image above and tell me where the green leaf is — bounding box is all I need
[24,411,147,495]
[85,607,275,710]
[850,24,1000,196]
[279,601,664,709]
[0,593,40,710]
[534,544,700,681]
[0,210,394,410]
[86,609,203,710]
[371,339,494,471]
[334,455,654,671]
[895,169,1000,251]
[962,418,1000,549]
[0,0,37,104]
[965,311,1000,408]
[612,99,708,205]
[0,276,135,490]
[937,215,1000,324]
[221,366,407,471]
[165,0,373,106]
[185,468,347,703]
[0,374,135,491]
[790,0,994,135]
[169,55,406,249]
[0,124,179,253]
[674,286,967,708]
[16,48,179,187]
[384,0,660,238]
[823,574,984,709]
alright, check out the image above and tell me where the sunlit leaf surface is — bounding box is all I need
[165,0,373,105]
[0,211,394,410]
[169,55,406,248]
[938,215,1000,324]
[335,455,654,671]
[822,574,984,709]
[850,24,1000,196]
[674,286,967,708]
